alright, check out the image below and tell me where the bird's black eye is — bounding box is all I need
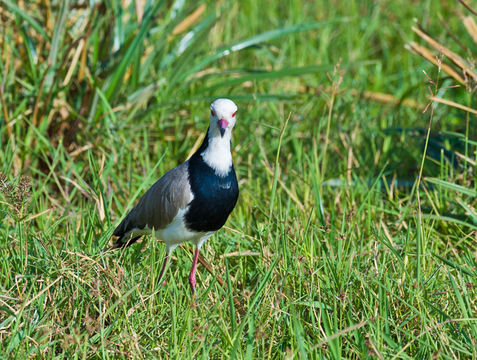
[232,111,236,117]
[211,109,215,116]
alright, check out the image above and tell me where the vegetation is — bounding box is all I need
[0,0,476,358]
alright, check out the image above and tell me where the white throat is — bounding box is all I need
[201,129,232,177]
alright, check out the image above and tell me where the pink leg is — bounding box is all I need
[157,252,169,287]
[188,247,200,293]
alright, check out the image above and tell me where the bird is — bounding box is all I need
[108,98,239,293]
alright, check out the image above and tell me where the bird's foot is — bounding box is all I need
[190,295,199,309]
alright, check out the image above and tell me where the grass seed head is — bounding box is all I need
[0,173,32,218]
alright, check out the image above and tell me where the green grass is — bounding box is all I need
[1,0,476,358]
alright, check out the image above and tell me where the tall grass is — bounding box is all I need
[0,0,476,358]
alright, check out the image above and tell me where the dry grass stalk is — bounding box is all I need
[135,0,146,24]
[407,5,477,96]
[349,89,424,109]
[172,4,207,36]
[429,96,477,115]
[457,0,477,16]
[411,25,477,83]
[462,15,477,43]
[405,41,466,85]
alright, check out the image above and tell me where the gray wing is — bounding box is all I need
[113,162,191,239]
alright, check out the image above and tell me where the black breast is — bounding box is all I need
[185,155,239,233]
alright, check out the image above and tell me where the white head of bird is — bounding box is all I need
[209,98,238,139]
[202,98,238,177]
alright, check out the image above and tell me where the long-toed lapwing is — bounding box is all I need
[109,98,239,293]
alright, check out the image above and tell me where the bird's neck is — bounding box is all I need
[197,127,232,177]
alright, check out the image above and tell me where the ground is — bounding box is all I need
[0,0,476,358]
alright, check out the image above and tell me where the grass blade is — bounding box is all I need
[103,0,166,101]
[2,0,50,39]
[424,177,477,197]
[181,18,351,82]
